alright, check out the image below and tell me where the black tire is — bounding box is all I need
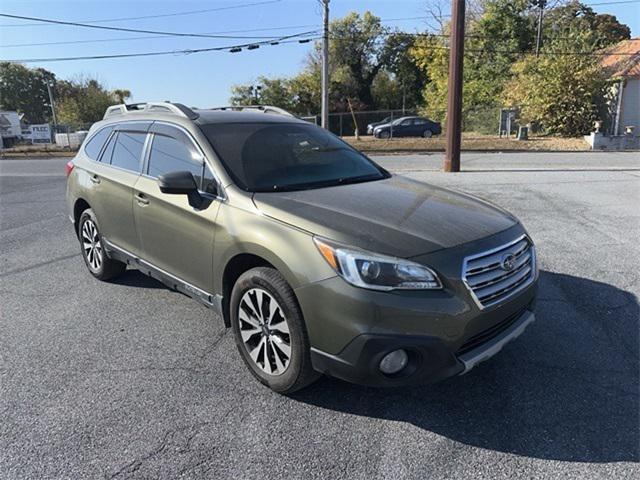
[78,208,126,281]
[231,267,319,394]
[379,130,391,139]
[422,129,433,138]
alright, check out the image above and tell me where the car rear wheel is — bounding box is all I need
[78,209,126,281]
[422,129,433,138]
[231,267,319,394]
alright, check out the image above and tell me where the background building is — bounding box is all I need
[602,38,640,135]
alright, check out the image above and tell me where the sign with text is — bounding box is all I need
[30,124,51,144]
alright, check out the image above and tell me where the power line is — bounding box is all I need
[5,32,636,64]
[2,34,324,64]
[0,12,313,40]
[0,31,321,49]
[0,0,282,27]
[330,30,640,48]
[584,1,640,5]
[0,16,432,49]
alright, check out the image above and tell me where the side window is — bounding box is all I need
[401,119,412,126]
[111,131,146,172]
[99,132,117,164]
[84,126,113,160]
[147,133,204,185]
[414,118,427,125]
[202,166,218,195]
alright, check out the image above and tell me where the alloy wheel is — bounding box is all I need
[238,288,292,376]
[81,218,103,271]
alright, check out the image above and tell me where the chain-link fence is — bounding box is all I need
[301,109,416,137]
[2,122,93,151]
[302,106,523,138]
[50,124,92,149]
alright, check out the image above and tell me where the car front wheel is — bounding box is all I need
[78,208,126,281]
[378,130,390,139]
[231,267,319,394]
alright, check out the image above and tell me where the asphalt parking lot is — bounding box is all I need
[1,152,638,479]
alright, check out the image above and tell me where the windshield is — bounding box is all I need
[200,122,389,192]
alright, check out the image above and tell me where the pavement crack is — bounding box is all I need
[0,252,79,278]
[197,328,228,364]
[0,289,72,298]
[105,429,174,479]
[105,422,213,479]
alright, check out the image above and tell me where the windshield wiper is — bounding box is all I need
[309,146,346,152]
[336,173,384,186]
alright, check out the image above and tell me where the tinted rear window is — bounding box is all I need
[84,126,113,160]
[111,131,146,172]
[200,122,386,192]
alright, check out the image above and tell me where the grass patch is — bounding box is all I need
[344,134,590,154]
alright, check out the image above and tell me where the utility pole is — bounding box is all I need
[46,82,58,128]
[321,0,330,130]
[535,0,546,56]
[444,0,465,173]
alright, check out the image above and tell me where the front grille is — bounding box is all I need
[462,236,536,309]
[457,304,529,355]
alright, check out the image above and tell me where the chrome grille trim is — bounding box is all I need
[462,235,536,309]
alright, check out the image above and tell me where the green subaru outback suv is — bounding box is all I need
[66,102,538,393]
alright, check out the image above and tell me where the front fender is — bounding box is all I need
[212,201,336,295]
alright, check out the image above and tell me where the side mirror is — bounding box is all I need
[157,171,203,208]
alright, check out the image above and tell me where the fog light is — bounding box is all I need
[379,349,409,375]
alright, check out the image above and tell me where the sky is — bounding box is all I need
[1,0,639,109]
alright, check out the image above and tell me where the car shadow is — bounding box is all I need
[111,269,165,289]
[292,270,639,463]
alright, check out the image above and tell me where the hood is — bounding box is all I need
[253,175,517,258]
[374,123,392,131]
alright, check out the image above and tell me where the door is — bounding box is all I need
[88,123,149,255]
[396,118,412,137]
[133,123,220,292]
[413,118,428,136]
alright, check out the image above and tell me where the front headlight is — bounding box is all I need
[314,237,442,291]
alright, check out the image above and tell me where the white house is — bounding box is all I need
[602,38,640,135]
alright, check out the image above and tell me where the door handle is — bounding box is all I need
[90,174,100,184]
[135,193,149,206]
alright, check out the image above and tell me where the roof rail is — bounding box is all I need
[103,102,199,120]
[209,105,295,117]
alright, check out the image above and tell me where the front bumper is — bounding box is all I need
[296,225,538,386]
[310,307,535,387]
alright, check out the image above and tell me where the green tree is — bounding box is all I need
[505,34,608,136]
[1,64,132,126]
[229,12,425,114]
[112,89,132,104]
[0,62,56,123]
[378,32,426,110]
[288,71,321,115]
[410,0,629,134]
[229,84,260,106]
[56,77,123,127]
[411,0,535,125]
[324,12,388,108]
[543,1,631,49]
[371,71,403,110]
[230,77,295,110]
